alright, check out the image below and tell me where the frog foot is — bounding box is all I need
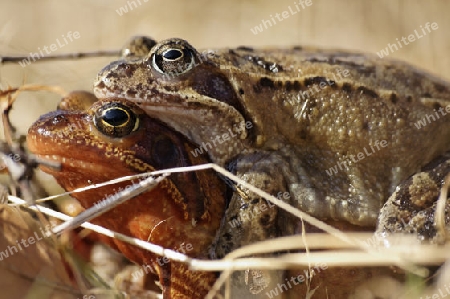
[376,152,450,243]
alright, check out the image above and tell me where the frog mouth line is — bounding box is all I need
[95,90,247,127]
[34,154,109,174]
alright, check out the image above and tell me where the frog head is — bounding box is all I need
[94,37,253,165]
[27,91,227,298]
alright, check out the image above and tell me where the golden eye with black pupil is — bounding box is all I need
[150,39,198,75]
[152,136,179,168]
[93,103,139,138]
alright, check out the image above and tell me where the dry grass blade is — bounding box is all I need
[435,173,450,243]
[51,174,169,234]
[0,204,81,298]
[9,163,450,299]
[0,50,120,64]
[8,195,194,266]
[2,82,450,298]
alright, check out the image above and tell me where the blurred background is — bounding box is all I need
[1,0,449,134]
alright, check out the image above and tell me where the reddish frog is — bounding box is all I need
[27,91,227,299]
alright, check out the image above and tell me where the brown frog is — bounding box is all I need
[93,36,450,241]
[91,37,450,298]
[27,91,228,299]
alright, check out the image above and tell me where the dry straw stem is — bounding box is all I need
[8,195,194,267]
[10,164,450,266]
[7,163,450,299]
[51,174,169,234]
[435,173,450,243]
[0,85,66,148]
[0,50,120,64]
[0,204,80,298]
[0,84,67,102]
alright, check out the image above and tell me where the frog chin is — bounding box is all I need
[33,154,102,185]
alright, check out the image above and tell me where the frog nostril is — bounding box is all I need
[95,81,106,89]
[125,69,133,77]
[121,64,134,77]
[52,114,67,125]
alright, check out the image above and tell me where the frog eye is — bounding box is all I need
[93,103,139,138]
[152,135,179,168]
[150,39,199,76]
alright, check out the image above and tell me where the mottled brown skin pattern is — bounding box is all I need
[92,36,450,297]
[94,37,450,228]
[27,92,227,299]
[377,153,450,242]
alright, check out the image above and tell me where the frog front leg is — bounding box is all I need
[376,152,450,243]
[210,151,298,298]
